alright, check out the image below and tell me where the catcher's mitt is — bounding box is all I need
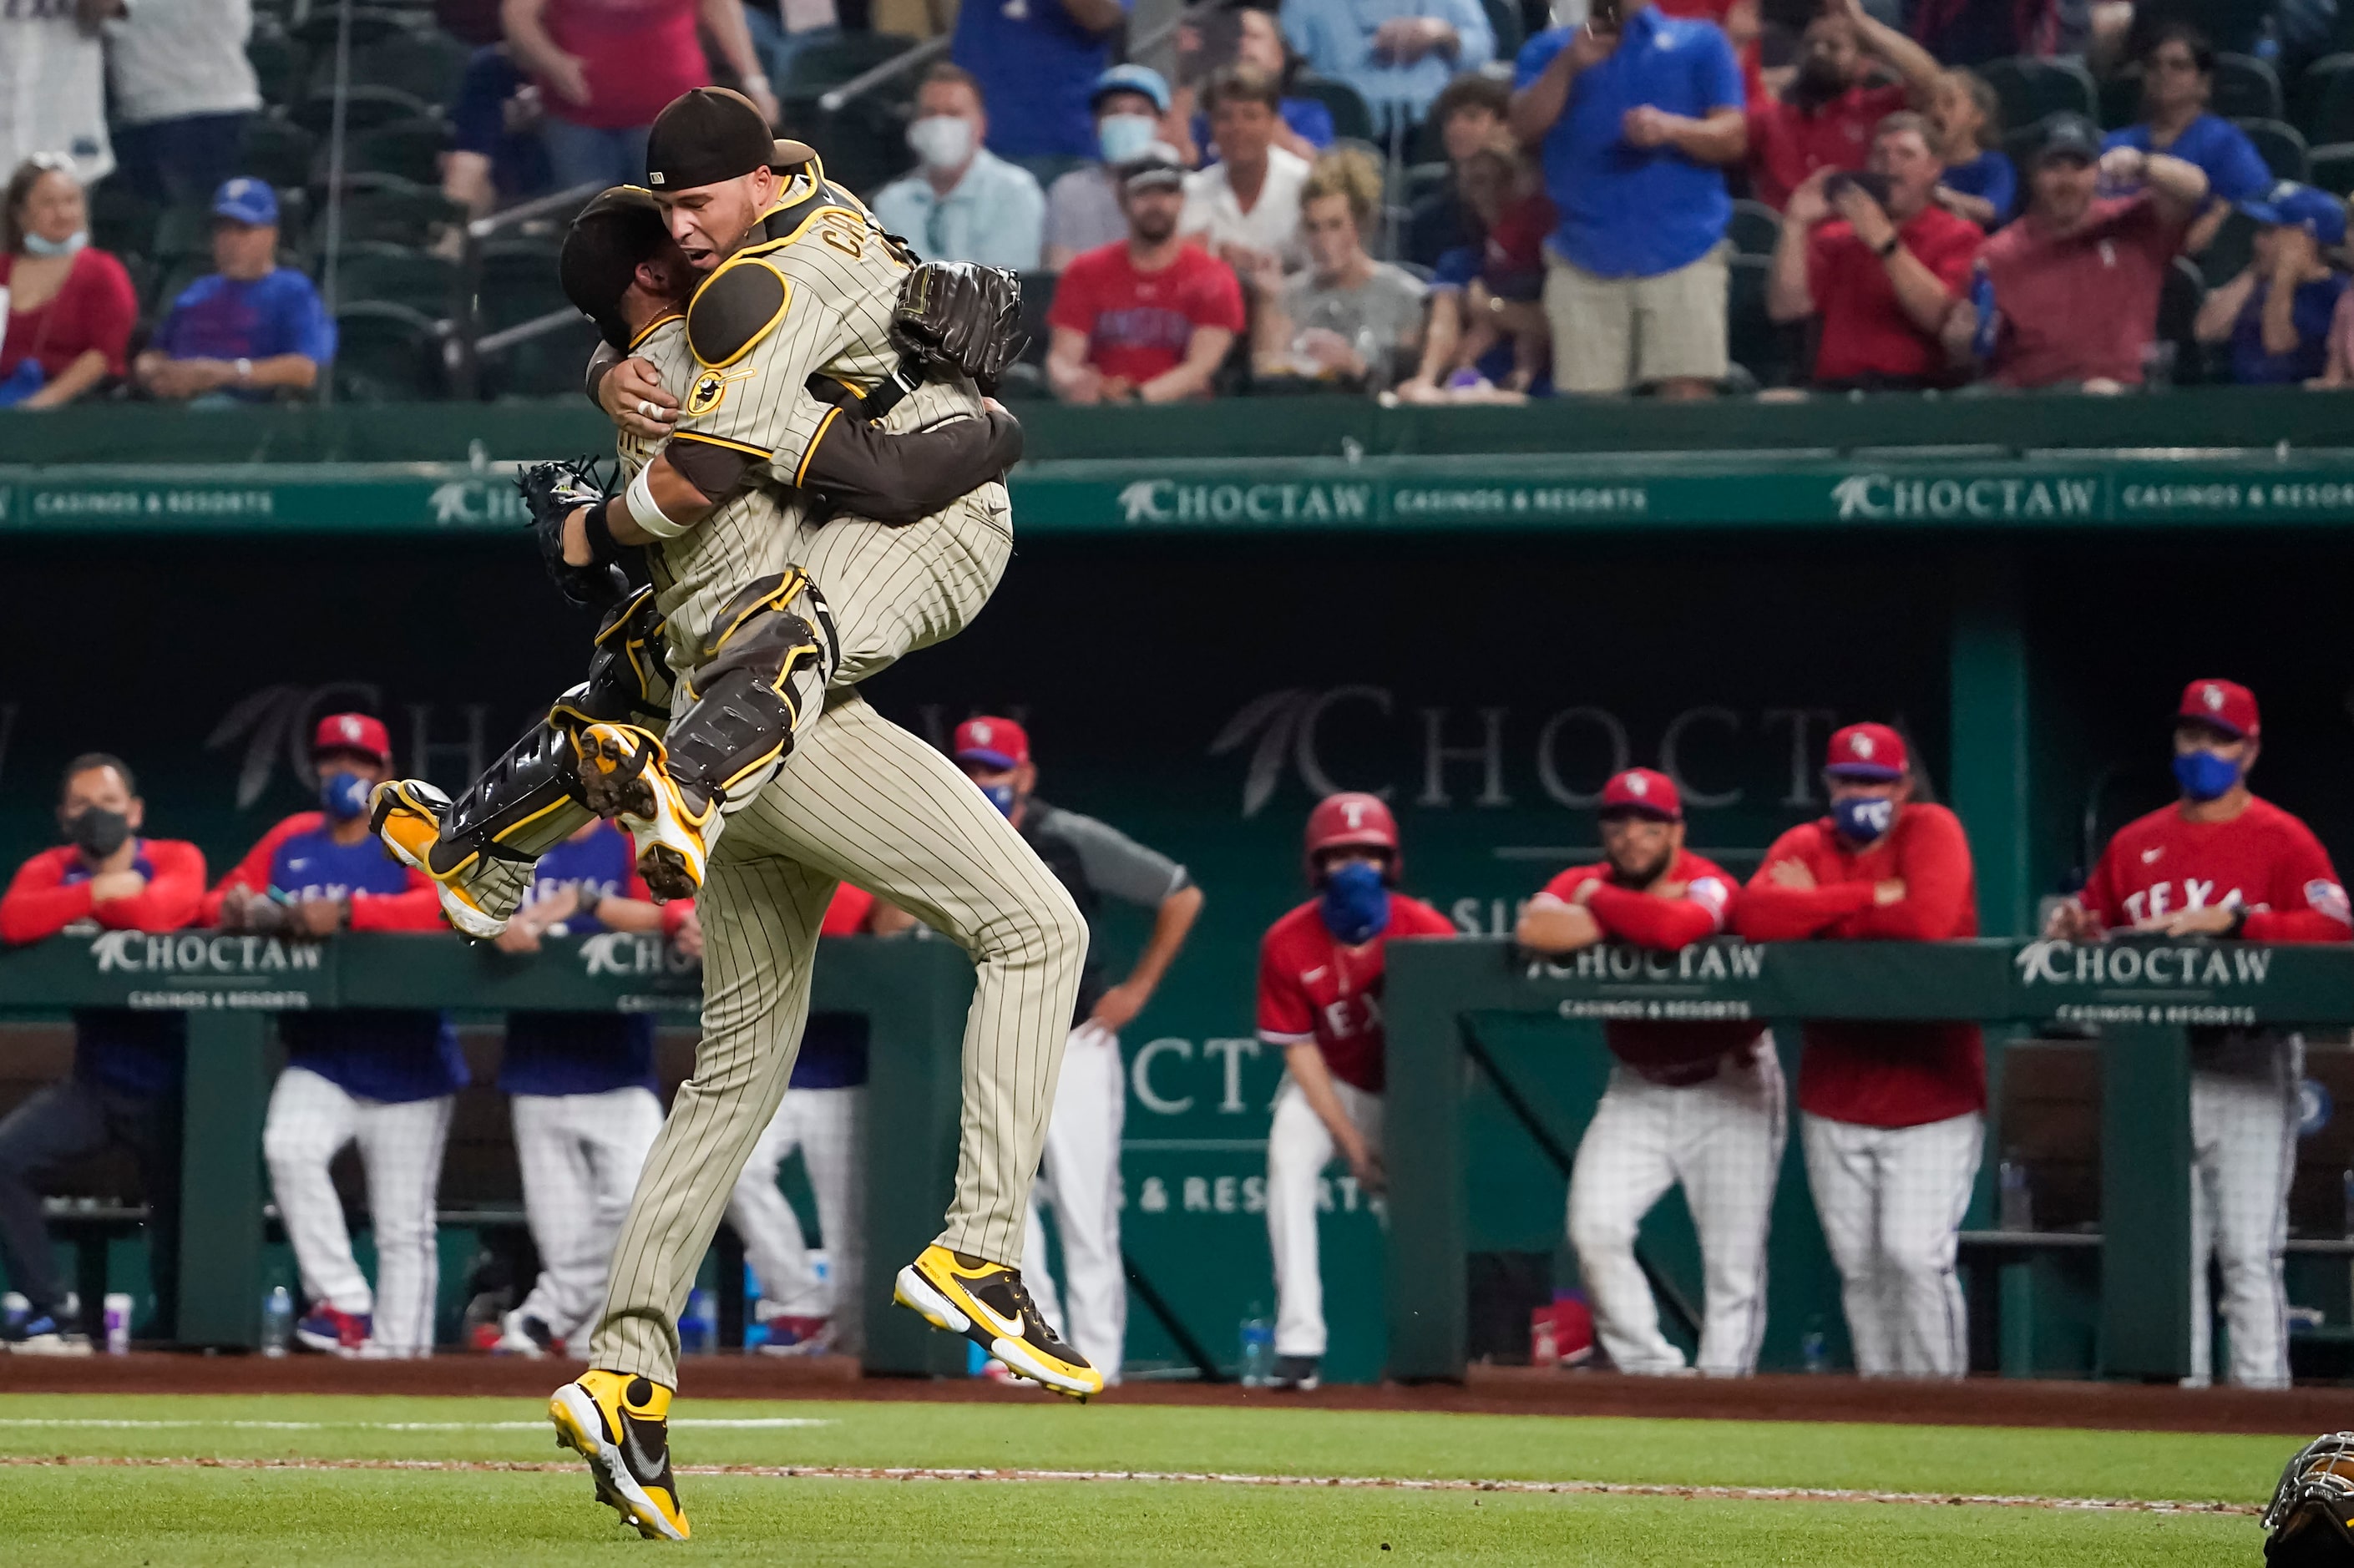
[518,457,620,608]
[891,260,1025,392]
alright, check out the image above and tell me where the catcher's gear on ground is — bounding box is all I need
[891,260,1025,392]
[519,457,620,607]
[2267,1433,2354,1564]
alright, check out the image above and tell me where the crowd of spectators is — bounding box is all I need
[3,0,2353,406]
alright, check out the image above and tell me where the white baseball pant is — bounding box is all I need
[511,1085,663,1344]
[261,1065,454,1357]
[1023,1024,1126,1383]
[1567,1044,1784,1376]
[1801,1110,1982,1378]
[726,1084,866,1352]
[2188,1040,2301,1389]
[1267,1072,1382,1361]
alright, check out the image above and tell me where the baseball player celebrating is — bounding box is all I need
[1736,723,1982,1379]
[725,880,877,1356]
[1257,793,1455,1391]
[939,716,1203,1386]
[2048,680,2352,1388]
[493,819,693,1356]
[1515,768,1783,1377]
[205,713,459,1358]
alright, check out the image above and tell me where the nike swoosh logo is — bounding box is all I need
[620,1415,667,1482]
[958,1282,1027,1342]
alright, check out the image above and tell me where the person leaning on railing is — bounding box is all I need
[2046,679,2354,1391]
[1734,722,1983,1381]
[0,753,204,1355]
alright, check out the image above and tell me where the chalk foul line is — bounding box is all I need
[0,1454,2260,1514]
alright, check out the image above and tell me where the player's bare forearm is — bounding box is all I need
[1283,1041,1365,1156]
[1516,899,1604,953]
[1124,884,1204,998]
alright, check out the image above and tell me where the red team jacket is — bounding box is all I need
[1,840,208,943]
[1540,849,1762,1080]
[200,812,443,931]
[2076,796,2352,943]
[1735,802,1983,1128]
[1256,894,1456,1094]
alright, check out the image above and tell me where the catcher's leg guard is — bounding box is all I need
[372,720,596,938]
[575,571,832,901]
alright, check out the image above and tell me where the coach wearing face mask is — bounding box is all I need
[204,712,460,1358]
[0,754,205,1352]
[1736,722,1984,1381]
[871,63,1046,272]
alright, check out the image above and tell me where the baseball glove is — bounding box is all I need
[890,260,1025,392]
[518,457,620,609]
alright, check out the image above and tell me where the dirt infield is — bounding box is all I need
[5,1353,2346,1434]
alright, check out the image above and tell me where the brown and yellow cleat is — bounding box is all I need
[894,1244,1103,1399]
[571,723,716,902]
[549,1369,691,1540]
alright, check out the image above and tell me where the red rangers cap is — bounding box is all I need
[311,712,392,768]
[2179,678,2260,739]
[952,716,1030,771]
[1825,722,1907,781]
[1599,767,1681,821]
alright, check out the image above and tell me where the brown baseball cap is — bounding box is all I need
[560,186,669,347]
[645,88,815,191]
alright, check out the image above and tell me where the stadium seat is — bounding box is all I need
[317,115,452,185]
[2098,67,2144,131]
[471,235,570,333]
[777,30,918,94]
[1016,269,1056,368]
[2154,255,2209,386]
[2200,208,2257,291]
[245,26,307,110]
[290,6,413,48]
[1728,199,1780,258]
[2297,53,2354,144]
[344,29,471,109]
[1982,56,2098,134]
[1725,252,1797,388]
[477,312,600,399]
[329,240,461,317]
[237,115,318,190]
[2211,53,2286,120]
[86,179,159,260]
[2237,117,2311,181]
[145,255,212,318]
[312,175,465,250]
[332,301,448,401]
[1480,0,1522,63]
[1403,160,1450,204]
[152,203,218,264]
[2309,140,2354,194]
[1289,73,1376,144]
[291,83,438,134]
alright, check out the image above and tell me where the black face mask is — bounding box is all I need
[69,807,131,860]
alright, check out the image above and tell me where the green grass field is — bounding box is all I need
[0,1391,2298,1565]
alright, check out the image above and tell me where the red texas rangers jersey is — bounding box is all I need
[1256,894,1456,1093]
[2079,796,2351,943]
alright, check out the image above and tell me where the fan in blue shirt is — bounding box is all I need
[135,180,336,402]
[2195,182,2353,385]
[2103,23,2273,247]
[953,0,1132,159]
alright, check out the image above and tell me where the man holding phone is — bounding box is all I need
[1509,0,1747,398]
[1766,112,1979,390]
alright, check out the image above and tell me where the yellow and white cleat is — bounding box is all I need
[571,723,716,903]
[549,1369,691,1540]
[367,780,527,939]
[894,1244,1103,1399]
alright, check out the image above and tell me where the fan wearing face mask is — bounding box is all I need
[0,754,205,1354]
[1044,64,1173,271]
[1735,721,1984,1381]
[201,712,458,1361]
[2048,680,2351,1390]
[870,63,1046,272]
[1253,792,1456,1392]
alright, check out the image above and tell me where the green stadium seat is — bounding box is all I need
[86,178,159,260]
[328,240,461,317]
[1289,73,1375,144]
[291,83,438,134]
[342,29,471,109]
[1981,56,2098,134]
[152,202,218,264]
[2155,255,2208,386]
[2200,208,2257,290]
[146,255,212,318]
[290,6,413,48]
[2309,140,2354,194]
[246,26,307,110]
[311,175,465,250]
[2099,67,2144,131]
[471,235,570,332]
[479,313,601,398]
[1403,160,1450,204]
[2211,53,2286,120]
[237,115,317,190]
[316,115,451,185]
[1725,252,1796,389]
[1480,0,1522,63]
[2297,53,2354,144]
[333,301,448,400]
[1728,199,1780,259]
[777,30,918,94]
[2237,117,2311,181]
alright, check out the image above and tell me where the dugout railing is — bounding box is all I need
[0,931,981,1373]
[1385,935,2354,1385]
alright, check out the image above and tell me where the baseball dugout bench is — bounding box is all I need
[0,931,979,1371]
[1385,935,2354,1385]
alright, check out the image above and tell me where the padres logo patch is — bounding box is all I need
[686,369,730,416]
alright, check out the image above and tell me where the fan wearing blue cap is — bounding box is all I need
[134,178,335,402]
[1044,64,1173,269]
[2191,180,2351,386]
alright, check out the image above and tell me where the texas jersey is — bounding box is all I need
[1256,894,1456,1094]
[1539,849,1761,1078]
[2079,796,2351,943]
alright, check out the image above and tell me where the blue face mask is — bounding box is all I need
[320,770,372,821]
[2173,748,2241,802]
[981,781,1019,818]
[1318,859,1390,946]
[1098,113,1158,166]
[1832,795,1895,846]
[21,229,86,258]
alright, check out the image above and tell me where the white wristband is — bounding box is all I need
[625,463,688,539]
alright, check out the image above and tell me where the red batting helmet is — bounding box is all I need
[1304,792,1400,883]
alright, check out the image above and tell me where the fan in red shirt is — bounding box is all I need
[1735,721,1981,1380]
[1515,767,1782,1377]
[1744,0,1941,211]
[1769,114,1982,390]
[2048,679,2350,1390]
[1255,792,1454,1391]
[0,752,203,1353]
[1047,152,1246,404]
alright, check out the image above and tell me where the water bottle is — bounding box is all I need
[2,1292,28,1337]
[1238,1304,1274,1387]
[1999,1159,2033,1233]
[261,1286,293,1358]
[103,1292,133,1354]
[680,1289,716,1354]
[1800,1318,1829,1374]
[1969,267,1999,362]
